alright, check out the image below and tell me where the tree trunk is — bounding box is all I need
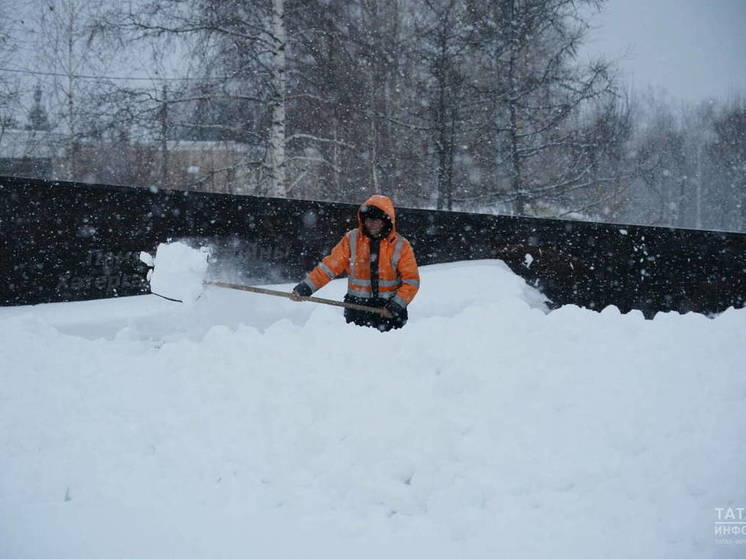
[435,62,447,210]
[67,14,77,181]
[269,0,287,197]
[160,85,169,188]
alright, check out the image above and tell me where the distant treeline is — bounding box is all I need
[0,0,743,232]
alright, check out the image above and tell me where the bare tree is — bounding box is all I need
[100,0,292,195]
[104,0,361,198]
[627,95,690,226]
[268,0,287,196]
[707,99,746,231]
[291,0,417,201]
[549,92,634,220]
[0,0,19,141]
[464,0,616,215]
[412,0,472,210]
[30,0,107,179]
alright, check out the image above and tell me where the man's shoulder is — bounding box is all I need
[391,232,411,245]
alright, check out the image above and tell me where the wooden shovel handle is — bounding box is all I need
[205,281,388,316]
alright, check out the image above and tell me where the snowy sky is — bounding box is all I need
[7,1,746,107]
[582,0,746,102]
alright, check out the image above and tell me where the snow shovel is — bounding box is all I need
[205,281,389,316]
[142,245,387,316]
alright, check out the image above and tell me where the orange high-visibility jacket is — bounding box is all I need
[300,195,420,309]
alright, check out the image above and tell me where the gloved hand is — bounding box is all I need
[384,300,405,320]
[290,282,312,301]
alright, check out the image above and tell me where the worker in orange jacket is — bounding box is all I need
[291,195,420,331]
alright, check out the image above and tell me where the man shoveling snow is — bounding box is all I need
[142,195,419,332]
[291,195,420,332]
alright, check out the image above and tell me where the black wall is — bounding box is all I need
[1,175,744,316]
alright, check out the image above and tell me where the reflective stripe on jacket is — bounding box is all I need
[301,195,420,308]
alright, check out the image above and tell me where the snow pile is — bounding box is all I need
[1,259,745,559]
[146,242,210,304]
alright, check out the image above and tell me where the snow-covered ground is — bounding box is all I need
[1,257,745,558]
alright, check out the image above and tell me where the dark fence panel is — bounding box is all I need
[1,176,744,316]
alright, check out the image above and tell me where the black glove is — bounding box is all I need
[384,300,405,319]
[293,282,312,297]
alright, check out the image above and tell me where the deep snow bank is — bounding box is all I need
[1,258,744,559]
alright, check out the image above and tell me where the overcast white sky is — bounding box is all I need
[582,0,746,103]
[6,1,746,107]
